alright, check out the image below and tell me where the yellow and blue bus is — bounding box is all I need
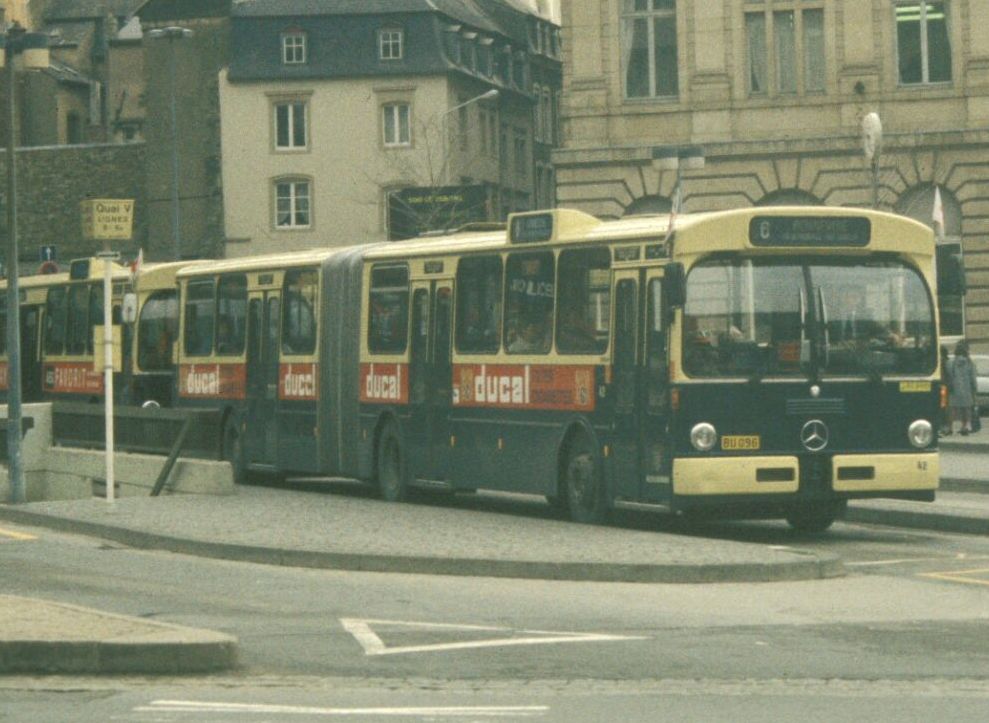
[1,257,197,407]
[177,206,945,531]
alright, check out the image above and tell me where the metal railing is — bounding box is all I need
[50,402,223,460]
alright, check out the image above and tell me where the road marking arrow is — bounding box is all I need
[340,617,647,656]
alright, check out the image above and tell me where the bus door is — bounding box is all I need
[642,270,671,502]
[612,269,672,504]
[246,291,281,466]
[20,306,43,402]
[406,280,454,481]
[611,272,642,501]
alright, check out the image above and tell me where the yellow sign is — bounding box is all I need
[93,325,123,373]
[80,199,135,241]
[721,435,761,451]
[899,381,932,393]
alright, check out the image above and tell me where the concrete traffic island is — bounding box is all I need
[0,485,844,585]
[0,595,238,674]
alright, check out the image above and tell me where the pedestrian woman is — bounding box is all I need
[949,340,979,435]
[940,346,953,435]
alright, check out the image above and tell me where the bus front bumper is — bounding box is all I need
[672,452,939,497]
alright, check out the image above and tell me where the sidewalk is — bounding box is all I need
[0,594,237,674]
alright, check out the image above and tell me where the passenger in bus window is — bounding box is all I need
[557,305,597,353]
[216,316,237,354]
[462,305,498,350]
[508,316,550,354]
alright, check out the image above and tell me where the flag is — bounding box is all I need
[130,248,143,279]
[932,186,945,242]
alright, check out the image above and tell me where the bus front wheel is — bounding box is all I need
[785,501,846,534]
[563,435,607,524]
[376,422,410,503]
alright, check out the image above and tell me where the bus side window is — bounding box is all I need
[646,278,667,410]
[216,275,248,355]
[138,291,178,371]
[0,298,5,355]
[505,251,554,355]
[184,280,215,357]
[368,265,410,354]
[66,285,90,355]
[45,287,67,356]
[88,286,104,355]
[556,247,610,354]
[282,268,318,355]
[455,255,502,354]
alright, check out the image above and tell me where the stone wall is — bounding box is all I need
[0,141,147,267]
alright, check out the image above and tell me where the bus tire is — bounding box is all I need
[563,434,607,524]
[376,421,410,503]
[785,500,846,534]
[223,419,247,485]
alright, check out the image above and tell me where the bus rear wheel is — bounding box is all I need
[563,436,607,524]
[785,501,846,533]
[376,422,410,502]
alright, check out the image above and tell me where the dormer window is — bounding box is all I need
[379,28,403,60]
[443,24,462,63]
[462,31,477,71]
[282,32,307,64]
[478,37,494,76]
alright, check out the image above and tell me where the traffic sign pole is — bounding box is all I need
[98,250,117,504]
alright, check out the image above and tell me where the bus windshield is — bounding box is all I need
[683,257,936,379]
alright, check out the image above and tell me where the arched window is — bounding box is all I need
[896,184,965,338]
[623,195,672,216]
[755,189,823,207]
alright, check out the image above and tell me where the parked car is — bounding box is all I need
[974,354,989,416]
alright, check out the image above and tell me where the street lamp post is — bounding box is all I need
[147,26,192,261]
[651,145,705,211]
[2,22,50,503]
[440,88,499,182]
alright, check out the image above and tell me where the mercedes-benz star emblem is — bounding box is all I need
[801,419,829,452]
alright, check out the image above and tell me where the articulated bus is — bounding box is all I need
[177,206,944,531]
[0,257,195,407]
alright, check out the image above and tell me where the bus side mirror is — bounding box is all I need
[663,263,686,308]
[121,292,138,323]
[936,243,966,296]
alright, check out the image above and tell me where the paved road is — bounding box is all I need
[2,516,989,720]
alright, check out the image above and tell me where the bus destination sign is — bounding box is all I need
[749,216,871,247]
[510,213,554,244]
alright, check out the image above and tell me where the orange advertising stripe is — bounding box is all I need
[43,362,104,395]
[179,363,247,400]
[360,362,409,404]
[280,362,319,401]
[452,364,596,412]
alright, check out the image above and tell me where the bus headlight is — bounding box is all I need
[690,423,718,452]
[908,419,933,449]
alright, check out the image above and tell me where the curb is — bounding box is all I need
[0,596,237,675]
[0,507,845,584]
[845,505,989,536]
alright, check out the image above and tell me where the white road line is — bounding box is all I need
[340,617,647,657]
[137,700,548,717]
[0,527,36,541]
[846,555,989,567]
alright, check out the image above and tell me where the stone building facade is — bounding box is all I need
[555,1,989,348]
[219,0,561,256]
[137,0,230,260]
[0,143,147,265]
